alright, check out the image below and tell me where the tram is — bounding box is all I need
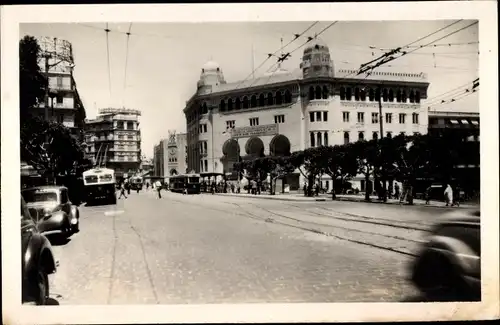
[169,174,201,194]
[82,167,117,204]
[129,175,144,191]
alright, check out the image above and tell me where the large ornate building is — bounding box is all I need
[184,38,430,190]
[84,108,142,180]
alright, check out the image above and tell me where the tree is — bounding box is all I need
[352,140,379,201]
[290,148,323,197]
[20,35,47,120]
[268,156,296,195]
[21,116,87,182]
[318,144,359,200]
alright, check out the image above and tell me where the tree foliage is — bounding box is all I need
[20,35,47,120]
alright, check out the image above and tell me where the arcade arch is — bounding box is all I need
[269,134,291,157]
[245,137,265,157]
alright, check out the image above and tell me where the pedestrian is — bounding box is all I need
[394,183,400,200]
[252,180,257,195]
[444,184,453,207]
[146,182,150,190]
[118,182,127,199]
[155,180,162,198]
[425,185,431,205]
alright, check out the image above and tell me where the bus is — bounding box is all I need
[82,167,116,204]
[169,174,201,194]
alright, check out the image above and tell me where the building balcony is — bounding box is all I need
[50,85,75,93]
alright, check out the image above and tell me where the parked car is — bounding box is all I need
[22,186,80,238]
[410,209,480,301]
[21,196,57,305]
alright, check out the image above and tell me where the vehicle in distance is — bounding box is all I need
[83,167,116,204]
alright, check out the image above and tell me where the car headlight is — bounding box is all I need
[51,212,64,222]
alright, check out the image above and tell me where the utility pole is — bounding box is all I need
[377,85,387,202]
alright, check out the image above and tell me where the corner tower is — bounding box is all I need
[197,60,226,95]
[300,37,334,79]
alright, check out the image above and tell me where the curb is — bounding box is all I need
[335,197,478,209]
[211,193,477,208]
[212,193,324,202]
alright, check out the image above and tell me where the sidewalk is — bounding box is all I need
[212,192,479,208]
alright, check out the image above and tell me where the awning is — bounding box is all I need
[461,119,469,125]
[471,120,479,125]
[450,119,459,124]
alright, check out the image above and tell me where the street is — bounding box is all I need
[45,190,449,305]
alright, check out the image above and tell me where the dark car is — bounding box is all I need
[22,186,80,238]
[410,209,480,301]
[21,196,57,305]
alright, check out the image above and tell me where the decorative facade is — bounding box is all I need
[153,131,188,178]
[184,38,430,191]
[84,108,142,179]
[35,36,86,142]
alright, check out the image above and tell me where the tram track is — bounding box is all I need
[284,203,432,232]
[162,193,423,257]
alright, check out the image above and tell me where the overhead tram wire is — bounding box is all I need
[358,21,479,75]
[253,21,340,87]
[123,23,133,107]
[424,78,479,107]
[403,20,464,48]
[427,89,478,111]
[232,21,319,91]
[105,23,112,101]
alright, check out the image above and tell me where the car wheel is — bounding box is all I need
[73,220,80,233]
[34,268,49,305]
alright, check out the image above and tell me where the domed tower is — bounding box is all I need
[197,60,226,95]
[300,37,334,79]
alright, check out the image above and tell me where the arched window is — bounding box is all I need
[354,88,360,101]
[275,91,283,105]
[284,90,292,103]
[387,132,392,138]
[388,89,394,102]
[360,88,366,101]
[220,99,226,111]
[375,88,381,102]
[235,98,241,110]
[345,87,352,101]
[315,86,322,99]
[258,94,265,107]
[250,95,257,108]
[372,132,378,140]
[401,90,407,103]
[316,132,322,146]
[340,87,346,100]
[242,96,249,109]
[310,132,315,147]
[415,91,421,104]
[308,86,315,100]
[227,98,233,110]
[322,86,329,99]
[369,89,375,101]
[396,90,402,103]
[324,132,329,146]
[267,92,274,106]
[409,90,415,103]
[344,132,350,145]
[358,132,364,141]
[383,89,389,102]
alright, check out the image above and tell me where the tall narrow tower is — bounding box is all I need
[300,37,334,79]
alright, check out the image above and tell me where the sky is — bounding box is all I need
[20,21,479,158]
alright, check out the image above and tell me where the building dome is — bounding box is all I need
[304,37,329,52]
[202,60,220,71]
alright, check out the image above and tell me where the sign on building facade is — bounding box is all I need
[231,124,279,139]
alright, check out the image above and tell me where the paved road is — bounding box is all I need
[48,190,429,305]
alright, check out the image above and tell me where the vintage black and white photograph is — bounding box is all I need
[2,2,498,324]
